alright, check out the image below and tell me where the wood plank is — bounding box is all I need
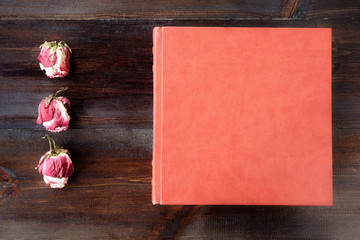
[0,0,284,20]
[2,1,360,20]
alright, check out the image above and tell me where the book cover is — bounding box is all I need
[152,27,332,205]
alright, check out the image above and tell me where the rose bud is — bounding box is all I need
[36,135,74,189]
[38,41,72,78]
[37,88,70,132]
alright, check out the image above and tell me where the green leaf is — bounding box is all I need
[45,95,53,107]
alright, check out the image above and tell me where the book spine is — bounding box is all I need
[152,26,163,204]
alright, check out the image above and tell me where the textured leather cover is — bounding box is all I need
[152,27,332,205]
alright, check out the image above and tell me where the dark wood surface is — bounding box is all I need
[1,1,360,239]
[0,0,290,20]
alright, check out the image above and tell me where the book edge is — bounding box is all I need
[152,26,163,205]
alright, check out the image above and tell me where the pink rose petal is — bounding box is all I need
[38,151,74,189]
[37,97,70,132]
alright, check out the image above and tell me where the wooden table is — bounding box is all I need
[1,1,360,239]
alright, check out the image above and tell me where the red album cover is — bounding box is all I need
[153,27,332,205]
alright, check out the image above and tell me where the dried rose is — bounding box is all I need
[36,135,74,189]
[38,41,72,78]
[36,88,70,132]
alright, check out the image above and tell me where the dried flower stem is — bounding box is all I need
[45,87,68,107]
[35,135,60,169]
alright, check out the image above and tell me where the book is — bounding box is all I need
[152,27,332,205]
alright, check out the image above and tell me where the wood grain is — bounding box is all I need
[0,0,360,20]
[3,0,360,21]
[305,0,360,19]
[0,0,284,20]
[0,14,360,240]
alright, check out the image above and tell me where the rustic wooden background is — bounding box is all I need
[1,1,360,239]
